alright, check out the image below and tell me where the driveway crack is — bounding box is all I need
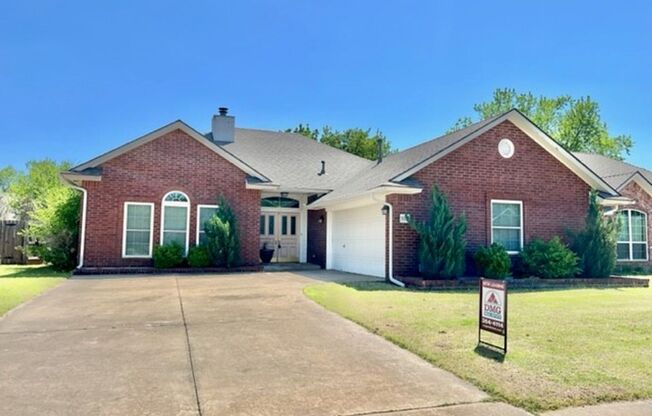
[175,278,203,416]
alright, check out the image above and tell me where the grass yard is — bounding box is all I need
[305,280,652,413]
[0,265,68,317]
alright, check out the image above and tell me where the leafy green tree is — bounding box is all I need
[286,124,392,160]
[0,166,16,192]
[450,88,633,159]
[8,159,72,219]
[569,191,618,278]
[204,195,240,267]
[26,187,80,271]
[408,185,467,279]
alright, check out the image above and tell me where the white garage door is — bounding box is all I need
[330,203,386,277]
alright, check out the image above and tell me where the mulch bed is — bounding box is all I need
[399,276,650,290]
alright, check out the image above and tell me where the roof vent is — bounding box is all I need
[212,107,235,143]
[318,160,326,176]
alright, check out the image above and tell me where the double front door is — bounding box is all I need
[260,211,299,262]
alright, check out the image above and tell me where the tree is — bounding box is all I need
[408,185,467,279]
[6,159,79,270]
[569,191,618,278]
[8,159,72,220]
[286,124,392,160]
[0,166,16,192]
[26,186,80,271]
[204,195,240,268]
[450,88,633,160]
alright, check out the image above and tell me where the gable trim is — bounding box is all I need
[618,172,652,197]
[70,120,270,182]
[391,110,618,196]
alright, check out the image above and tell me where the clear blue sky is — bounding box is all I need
[1,0,650,170]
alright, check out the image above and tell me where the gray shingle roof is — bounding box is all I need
[311,113,504,205]
[573,152,652,190]
[207,128,373,191]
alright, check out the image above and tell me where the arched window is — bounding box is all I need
[260,196,300,208]
[161,191,190,254]
[617,209,648,261]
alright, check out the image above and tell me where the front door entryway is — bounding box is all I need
[260,210,300,262]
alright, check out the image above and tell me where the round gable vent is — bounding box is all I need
[498,138,515,159]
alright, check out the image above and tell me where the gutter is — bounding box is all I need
[60,174,87,269]
[371,193,405,288]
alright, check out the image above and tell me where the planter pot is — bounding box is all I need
[260,248,274,264]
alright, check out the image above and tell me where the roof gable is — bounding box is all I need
[310,109,618,209]
[70,120,270,181]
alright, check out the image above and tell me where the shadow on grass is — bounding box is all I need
[474,344,506,362]
[0,265,69,279]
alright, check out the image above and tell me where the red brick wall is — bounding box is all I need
[307,209,327,268]
[387,120,591,277]
[617,181,652,265]
[81,129,261,267]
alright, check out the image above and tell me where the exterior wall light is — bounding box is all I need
[381,205,390,216]
[318,215,324,223]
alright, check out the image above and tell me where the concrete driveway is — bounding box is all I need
[0,271,529,416]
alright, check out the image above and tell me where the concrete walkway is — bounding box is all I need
[0,271,529,416]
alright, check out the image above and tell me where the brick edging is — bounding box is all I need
[399,276,650,290]
[74,265,263,275]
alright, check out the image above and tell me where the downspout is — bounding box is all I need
[372,193,405,287]
[60,175,87,269]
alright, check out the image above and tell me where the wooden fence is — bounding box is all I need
[0,220,26,264]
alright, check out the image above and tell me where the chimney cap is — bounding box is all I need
[218,107,229,116]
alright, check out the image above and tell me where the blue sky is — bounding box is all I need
[1,1,650,170]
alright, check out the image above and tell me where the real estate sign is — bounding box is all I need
[478,278,508,353]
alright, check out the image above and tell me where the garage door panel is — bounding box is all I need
[330,204,386,277]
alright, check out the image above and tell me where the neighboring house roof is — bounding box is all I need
[309,109,618,208]
[207,128,373,192]
[574,152,652,196]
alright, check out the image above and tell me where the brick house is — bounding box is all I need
[61,108,651,280]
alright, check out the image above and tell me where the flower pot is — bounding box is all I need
[260,248,274,264]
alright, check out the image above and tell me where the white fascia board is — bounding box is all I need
[60,171,102,184]
[308,186,422,211]
[72,120,270,182]
[391,110,618,196]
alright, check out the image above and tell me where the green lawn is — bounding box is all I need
[0,265,68,317]
[305,280,652,413]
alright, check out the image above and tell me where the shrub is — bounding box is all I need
[521,237,580,279]
[205,195,240,268]
[474,243,511,279]
[153,242,184,269]
[187,245,211,268]
[408,185,466,279]
[26,187,80,271]
[569,191,618,278]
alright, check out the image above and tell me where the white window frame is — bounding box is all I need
[490,199,524,254]
[617,209,649,262]
[196,204,219,246]
[122,202,155,258]
[160,191,191,255]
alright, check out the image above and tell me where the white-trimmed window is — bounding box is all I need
[617,209,648,261]
[160,191,190,254]
[122,202,154,258]
[196,204,219,246]
[491,200,523,253]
